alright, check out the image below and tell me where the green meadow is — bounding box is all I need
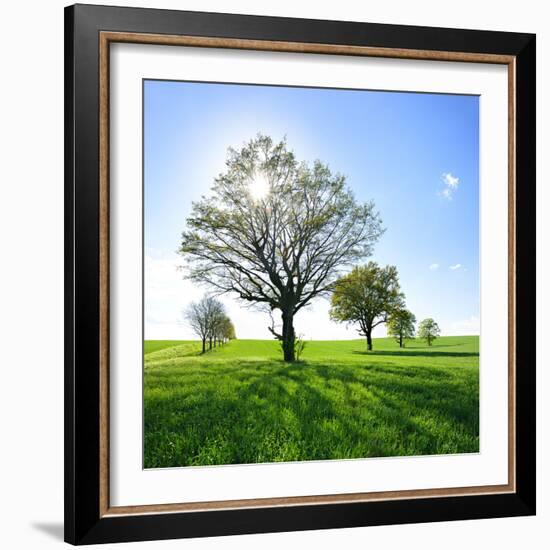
[143,336,479,468]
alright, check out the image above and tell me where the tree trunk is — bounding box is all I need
[399,333,403,348]
[202,338,206,353]
[209,337,212,350]
[281,311,295,362]
[366,331,373,351]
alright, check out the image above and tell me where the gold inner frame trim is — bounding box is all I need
[98,31,516,518]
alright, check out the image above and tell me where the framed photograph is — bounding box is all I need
[64,4,536,545]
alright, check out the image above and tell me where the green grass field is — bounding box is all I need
[144,336,479,468]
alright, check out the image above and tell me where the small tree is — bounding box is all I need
[330,262,404,351]
[215,315,233,344]
[294,334,307,361]
[387,309,416,348]
[206,299,226,349]
[418,318,440,346]
[211,314,223,346]
[223,318,236,342]
[184,297,209,353]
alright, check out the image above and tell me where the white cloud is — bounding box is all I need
[440,188,452,200]
[429,263,439,271]
[449,263,462,270]
[443,173,460,188]
[439,172,460,200]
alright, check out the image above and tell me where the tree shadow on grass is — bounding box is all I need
[309,361,455,381]
[144,358,479,467]
[352,350,478,358]
[287,362,478,450]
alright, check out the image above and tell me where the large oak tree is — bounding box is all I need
[179,135,383,361]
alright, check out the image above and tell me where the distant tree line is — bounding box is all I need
[184,296,236,353]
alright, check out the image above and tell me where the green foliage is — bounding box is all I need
[223,318,237,341]
[387,309,416,347]
[144,336,479,467]
[294,338,306,361]
[330,262,404,350]
[283,334,307,361]
[179,134,383,361]
[418,318,441,346]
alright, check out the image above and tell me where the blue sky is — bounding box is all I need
[144,79,479,340]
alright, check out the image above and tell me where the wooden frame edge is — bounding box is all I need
[507,57,517,493]
[99,32,110,518]
[101,31,515,64]
[98,30,517,518]
[103,484,515,517]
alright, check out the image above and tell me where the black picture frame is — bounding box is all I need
[65,3,536,545]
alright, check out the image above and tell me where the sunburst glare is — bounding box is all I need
[248,171,270,201]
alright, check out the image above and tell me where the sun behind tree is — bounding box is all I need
[179,134,384,361]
